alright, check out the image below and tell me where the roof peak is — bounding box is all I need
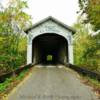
[25,16,76,34]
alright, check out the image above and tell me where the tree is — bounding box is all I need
[78,0,100,31]
[74,17,100,72]
[0,0,31,74]
[74,17,90,65]
[0,0,31,55]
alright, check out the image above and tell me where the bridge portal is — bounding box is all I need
[25,16,75,64]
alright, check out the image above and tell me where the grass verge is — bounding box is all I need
[80,75,100,99]
[0,67,32,100]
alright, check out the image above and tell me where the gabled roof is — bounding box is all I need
[25,16,76,34]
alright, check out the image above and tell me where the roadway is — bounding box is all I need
[7,65,98,100]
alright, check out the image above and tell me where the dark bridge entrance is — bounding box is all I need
[32,33,68,64]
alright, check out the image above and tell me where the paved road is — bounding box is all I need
[7,65,98,100]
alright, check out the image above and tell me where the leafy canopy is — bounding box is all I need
[0,0,31,73]
[74,17,100,72]
[79,0,100,31]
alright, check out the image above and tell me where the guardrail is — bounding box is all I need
[67,64,100,81]
[0,63,34,83]
[1,63,99,82]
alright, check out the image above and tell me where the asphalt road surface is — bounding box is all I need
[7,65,99,100]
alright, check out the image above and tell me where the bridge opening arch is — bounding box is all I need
[26,16,75,64]
[32,33,68,64]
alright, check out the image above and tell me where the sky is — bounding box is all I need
[27,0,79,26]
[0,0,79,26]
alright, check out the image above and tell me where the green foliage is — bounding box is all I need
[81,75,100,89]
[16,69,29,80]
[74,19,100,72]
[0,0,32,30]
[0,78,13,92]
[78,0,100,31]
[0,36,27,73]
[0,69,29,93]
[47,55,53,61]
[0,0,31,74]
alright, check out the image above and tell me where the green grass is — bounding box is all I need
[88,78,100,87]
[79,74,100,98]
[0,69,29,93]
[0,78,13,92]
[81,75,100,88]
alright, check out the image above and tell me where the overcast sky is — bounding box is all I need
[0,0,79,26]
[27,0,79,25]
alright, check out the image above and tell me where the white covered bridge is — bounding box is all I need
[25,16,75,65]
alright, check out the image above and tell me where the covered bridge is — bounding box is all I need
[25,16,75,65]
